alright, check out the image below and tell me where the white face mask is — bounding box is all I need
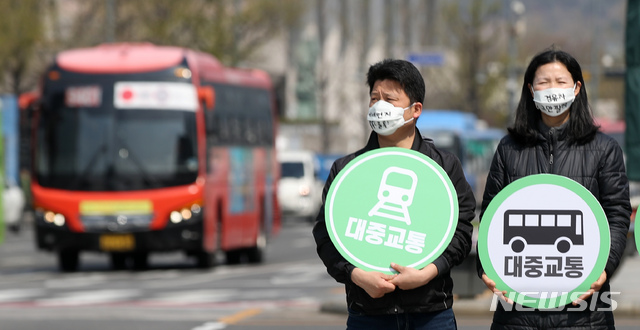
[367,100,415,136]
[531,84,576,117]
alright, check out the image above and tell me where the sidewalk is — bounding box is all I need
[320,255,640,317]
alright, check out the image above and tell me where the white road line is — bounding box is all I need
[142,289,237,305]
[35,289,141,306]
[0,272,51,285]
[131,269,183,281]
[141,261,323,289]
[0,289,45,302]
[44,274,109,289]
[191,322,227,330]
[0,256,41,267]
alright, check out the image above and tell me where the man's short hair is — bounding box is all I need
[366,59,425,104]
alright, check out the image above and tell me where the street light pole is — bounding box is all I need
[316,0,329,153]
[105,0,115,43]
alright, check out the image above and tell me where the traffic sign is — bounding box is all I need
[406,52,445,67]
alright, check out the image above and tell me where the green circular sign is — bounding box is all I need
[633,218,640,253]
[325,147,458,274]
[478,174,610,309]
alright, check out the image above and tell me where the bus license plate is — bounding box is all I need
[100,234,135,252]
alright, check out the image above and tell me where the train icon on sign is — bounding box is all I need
[503,209,584,253]
[368,166,417,226]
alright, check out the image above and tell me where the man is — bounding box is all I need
[312,59,476,329]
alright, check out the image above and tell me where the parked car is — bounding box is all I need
[277,150,323,222]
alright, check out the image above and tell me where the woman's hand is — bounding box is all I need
[482,273,513,304]
[572,270,607,306]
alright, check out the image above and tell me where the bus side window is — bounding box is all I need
[243,114,257,144]
[541,214,555,226]
[229,115,241,145]
[255,90,273,145]
[525,214,538,226]
[205,111,217,136]
[557,215,572,227]
[240,88,258,145]
[509,214,523,227]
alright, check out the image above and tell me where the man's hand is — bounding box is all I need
[351,268,397,298]
[482,273,513,304]
[572,270,607,306]
[388,263,438,290]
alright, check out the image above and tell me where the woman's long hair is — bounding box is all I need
[508,48,598,146]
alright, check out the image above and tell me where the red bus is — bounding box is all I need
[21,43,281,271]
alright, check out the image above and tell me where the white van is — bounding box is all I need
[277,150,323,222]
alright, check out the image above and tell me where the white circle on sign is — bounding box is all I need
[478,174,609,309]
[486,184,600,298]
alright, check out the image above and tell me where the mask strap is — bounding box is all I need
[404,102,416,111]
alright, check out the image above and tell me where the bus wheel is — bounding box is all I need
[226,250,242,265]
[556,238,571,253]
[132,252,149,270]
[110,253,128,270]
[58,249,79,272]
[196,251,216,269]
[247,227,267,264]
[510,238,525,253]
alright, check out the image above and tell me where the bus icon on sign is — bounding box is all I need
[503,210,584,253]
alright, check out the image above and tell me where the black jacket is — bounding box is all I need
[312,128,476,315]
[479,123,631,329]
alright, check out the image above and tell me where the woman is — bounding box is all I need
[479,48,631,329]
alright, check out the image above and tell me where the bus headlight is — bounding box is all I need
[53,214,66,226]
[39,209,66,227]
[170,211,183,223]
[169,203,202,224]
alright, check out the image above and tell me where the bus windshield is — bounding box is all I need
[36,71,199,191]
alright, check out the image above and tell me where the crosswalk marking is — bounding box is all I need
[0,226,340,311]
[191,322,227,330]
[0,287,325,308]
[141,289,237,305]
[44,274,109,289]
[0,289,45,302]
[35,289,142,306]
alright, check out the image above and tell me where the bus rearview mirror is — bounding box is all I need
[198,86,215,110]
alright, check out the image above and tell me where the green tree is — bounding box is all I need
[0,0,47,94]
[65,0,305,66]
[441,0,505,124]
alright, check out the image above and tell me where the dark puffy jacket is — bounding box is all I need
[312,129,476,315]
[479,123,631,329]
